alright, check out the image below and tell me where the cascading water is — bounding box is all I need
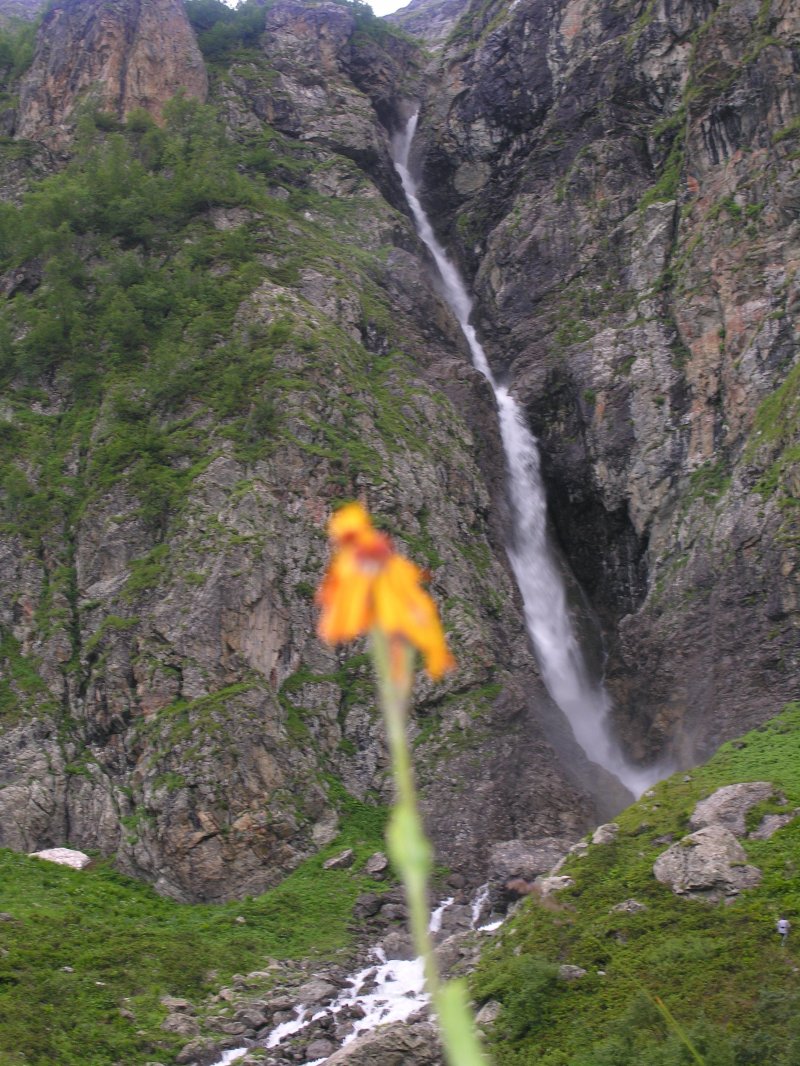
[391,111,660,796]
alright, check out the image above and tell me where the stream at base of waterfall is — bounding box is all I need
[210,887,502,1066]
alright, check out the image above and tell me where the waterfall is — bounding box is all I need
[391,112,659,796]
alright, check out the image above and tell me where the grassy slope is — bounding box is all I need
[474,703,800,1065]
[0,797,387,1065]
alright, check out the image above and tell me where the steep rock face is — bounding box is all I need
[16,0,207,143]
[407,0,800,768]
[0,0,43,23]
[0,0,597,900]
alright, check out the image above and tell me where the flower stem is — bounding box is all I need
[371,630,489,1066]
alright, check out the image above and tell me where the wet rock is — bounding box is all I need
[653,825,762,902]
[306,1037,337,1059]
[296,978,338,1005]
[380,930,416,961]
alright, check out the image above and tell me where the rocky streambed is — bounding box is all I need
[166,878,501,1066]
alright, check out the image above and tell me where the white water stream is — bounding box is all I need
[391,112,660,796]
[210,894,501,1066]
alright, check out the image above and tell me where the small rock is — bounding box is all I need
[61,965,74,973]
[611,899,647,914]
[558,965,587,980]
[364,852,389,879]
[323,848,355,870]
[162,1014,200,1037]
[475,999,502,1027]
[235,916,247,924]
[160,996,194,1013]
[537,875,574,897]
[0,913,16,922]
[749,809,800,840]
[380,902,408,921]
[592,823,620,845]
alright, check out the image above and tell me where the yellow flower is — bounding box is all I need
[317,502,455,680]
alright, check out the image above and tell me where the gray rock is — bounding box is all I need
[323,1018,443,1065]
[323,848,355,870]
[537,875,575,897]
[489,837,573,881]
[653,825,762,902]
[306,1037,337,1058]
[558,965,588,980]
[296,978,338,1005]
[750,809,800,840]
[380,930,416,961]
[689,783,776,836]
[611,899,647,914]
[592,823,620,845]
[364,851,389,878]
[475,999,502,1028]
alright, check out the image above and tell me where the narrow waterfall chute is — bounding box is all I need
[390,111,661,796]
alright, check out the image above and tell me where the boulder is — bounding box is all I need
[296,978,338,1006]
[323,1018,443,1065]
[653,825,762,902]
[689,783,776,836]
[592,823,620,845]
[29,847,91,869]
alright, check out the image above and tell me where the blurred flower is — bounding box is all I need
[317,502,454,680]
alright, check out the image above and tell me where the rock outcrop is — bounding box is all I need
[653,824,762,901]
[0,0,599,901]
[403,0,800,771]
[17,0,207,144]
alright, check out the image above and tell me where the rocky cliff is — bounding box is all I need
[403,0,800,766]
[16,0,208,143]
[0,0,797,905]
[0,0,602,903]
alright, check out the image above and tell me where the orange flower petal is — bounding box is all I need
[317,550,374,643]
[374,556,454,680]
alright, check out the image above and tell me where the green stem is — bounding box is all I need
[371,629,489,1066]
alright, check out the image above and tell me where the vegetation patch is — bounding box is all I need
[473,703,800,1065]
[0,793,388,1066]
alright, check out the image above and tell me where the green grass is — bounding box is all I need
[473,703,800,1065]
[0,795,388,1065]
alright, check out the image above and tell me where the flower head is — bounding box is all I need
[317,502,455,680]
